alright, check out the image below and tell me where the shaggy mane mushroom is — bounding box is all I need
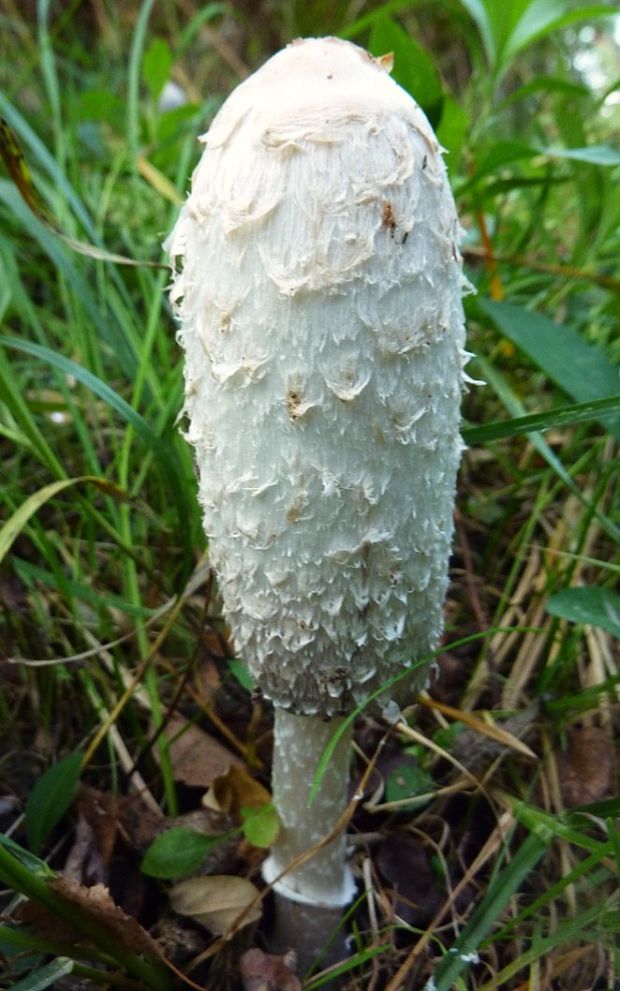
[168,35,468,972]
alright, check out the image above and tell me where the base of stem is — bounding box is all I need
[269,888,349,979]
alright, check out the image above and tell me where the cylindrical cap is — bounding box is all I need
[169,38,468,716]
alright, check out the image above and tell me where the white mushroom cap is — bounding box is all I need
[169,37,468,717]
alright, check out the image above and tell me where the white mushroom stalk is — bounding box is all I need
[168,36,468,969]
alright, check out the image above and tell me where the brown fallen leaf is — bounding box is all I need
[195,655,223,702]
[240,948,301,991]
[63,808,106,886]
[169,875,262,935]
[117,792,166,851]
[19,877,160,958]
[204,763,272,816]
[558,725,616,808]
[17,899,80,945]
[51,878,160,957]
[163,713,241,789]
[64,786,119,885]
[78,787,119,868]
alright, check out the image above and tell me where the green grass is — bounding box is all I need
[0,1,618,989]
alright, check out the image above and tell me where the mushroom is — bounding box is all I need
[168,36,468,970]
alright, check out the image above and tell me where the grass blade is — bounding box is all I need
[479,298,620,440]
[472,355,620,543]
[0,335,194,563]
[8,957,74,991]
[0,476,128,566]
[463,393,620,444]
[426,832,548,991]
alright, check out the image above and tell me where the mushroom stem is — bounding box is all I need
[263,708,355,971]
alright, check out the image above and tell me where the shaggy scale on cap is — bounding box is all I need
[168,37,469,718]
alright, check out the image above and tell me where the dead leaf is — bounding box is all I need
[50,877,160,957]
[78,788,119,866]
[63,810,106,885]
[558,725,616,808]
[16,899,81,945]
[118,793,166,851]
[240,948,301,991]
[64,786,119,884]
[163,714,241,789]
[18,876,160,957]
[420,694,537,759]
[169,875,262,935]
[204,763,271,816]
[195,655,222,702]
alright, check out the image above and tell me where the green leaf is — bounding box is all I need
[457,0,614,77]
[143,37,173,102]
[0,345,65,478]
[0,834,56,878]
[514,801,610,853]
[457,0,496,66]
[74,89,126,126]
[0,93,98,239]
[385,761,434,811]
[547,587,620,638]
[536,143,620,166]
[141,827,227,879]
[340,0,423,39]
[498,75,590,109]
[437,96,469,175]
[368,15,443,123]
[457,141,538,194]
[463,394,620,445]
[25,752,83,855]
[468,138,620,184]
[479,299,620,441]
[228,659,253,693]
[482,901,609,986]
[127,0,157,165]
[502,0,577,62]
[570,798,620,818]
[505,3,616,63]
[484,0,533,66]
[7,957,74,991]
[476,140,538,173]
[241,803,280,849]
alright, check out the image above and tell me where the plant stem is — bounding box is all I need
[263,709,355,974]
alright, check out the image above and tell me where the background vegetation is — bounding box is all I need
[0,1,619,989]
